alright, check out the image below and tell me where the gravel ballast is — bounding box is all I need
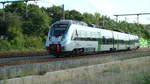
[0,56,150,84]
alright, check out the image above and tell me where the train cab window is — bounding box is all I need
[52,28,66,37]
[50,24,68,37]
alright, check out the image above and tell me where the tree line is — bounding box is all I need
[0,2,149,51]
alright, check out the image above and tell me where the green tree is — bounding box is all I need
[22,4,51,37]
[5,2,26,17]
[65,10,84,21]
[0,12,23,40]
[83,13,101,25]
[44,5,62,23]
[0,10,7,35]
[100,16,117,30]
[94,13,101,25]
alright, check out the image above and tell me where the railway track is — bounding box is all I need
[0,48,150,67]
[0,50,49,58]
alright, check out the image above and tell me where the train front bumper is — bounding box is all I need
[47,44,62,53]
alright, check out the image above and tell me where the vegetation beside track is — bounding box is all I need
[0,50,49,58]
[142,73,150,84]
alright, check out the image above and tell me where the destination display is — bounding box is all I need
[53,24,68,28]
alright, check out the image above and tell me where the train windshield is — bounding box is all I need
[50,24,68,37]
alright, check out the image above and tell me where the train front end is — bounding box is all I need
[45,21,70,55]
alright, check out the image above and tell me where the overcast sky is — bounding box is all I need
[0,0,150,24]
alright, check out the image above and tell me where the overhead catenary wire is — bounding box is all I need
[114,13,150,24]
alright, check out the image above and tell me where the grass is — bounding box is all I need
[118,53,150,61]
[142,73,150,84]
[103,66,121,73]
[0,78,4,80]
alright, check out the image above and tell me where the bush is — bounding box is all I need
[143,74,150,84]
[10,37,25,50]
[0,36,45,52]
[0,40,11,51]
[24,36,44,50]
[140,38,149,47]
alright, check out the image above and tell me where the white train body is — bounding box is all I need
[45,20,140,55]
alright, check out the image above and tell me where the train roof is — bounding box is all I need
[52,20,138,37]
[52,20,88,26]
